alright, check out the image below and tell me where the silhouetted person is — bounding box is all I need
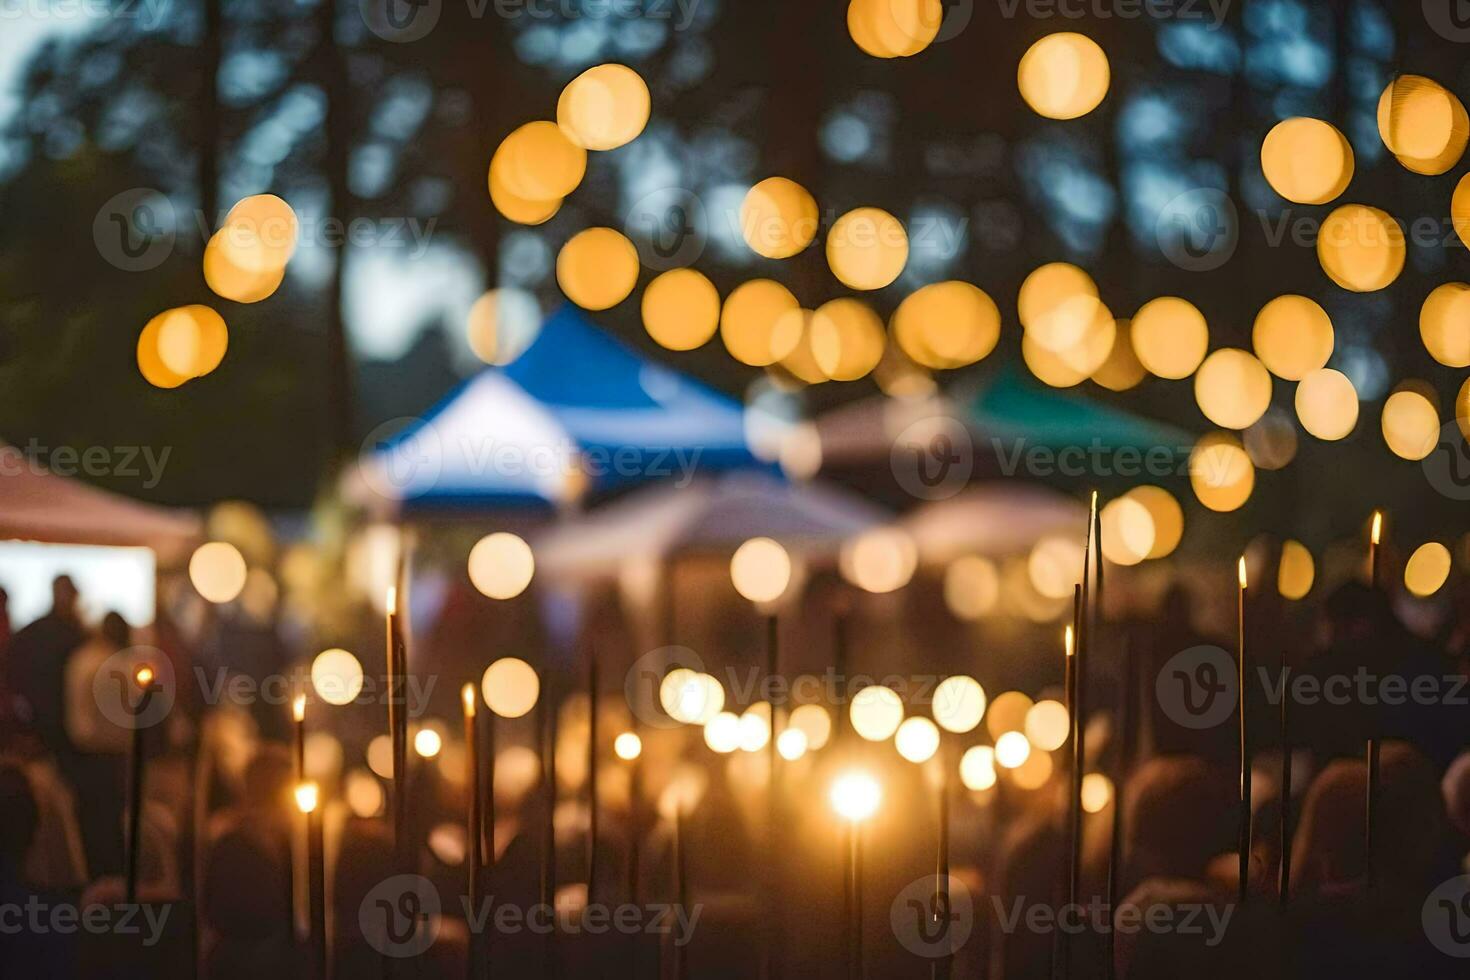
[8,575,84,760]
[0,763,78,979]
[64,611,132,875]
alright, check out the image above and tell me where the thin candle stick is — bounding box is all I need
[587,648,599,903]
[291,692,306,944]
[852,822,864,980]
[1238,557,1251,904]
[125,664,155,906]
[463,685,480,980]
[1104,640,1135,980]
[1365,511,1382,890]
[765,612,781,980]
[674,803,689,980]
[1278,639,1293,909]
[1064,596,1080,980]
[932,764,951,980]
[386,587,405,862]
[540,693,558,980]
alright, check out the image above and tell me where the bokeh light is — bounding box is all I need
[491,120,587,203]
[788,703,832,751]
[994,731,1032,769]
[850,685,904,742]
[1295,368,1359,441]
[846,0,942,58]
[1377,75,1468,175]
[311,648,364,706]
[704,712,741,753]
[1124,486,1183,559]
[557,63,650,151]
[1420,283,1470,368]
[1027,535,1084,600]
[829,770,882,822]
[1260,118,1354,205]
[960,745,997,791]
[466,288,541,366]
[738,705,772,752]
[204,233,285,304]
[893,281,1002,370]
[367,734,393,779]
[414,727,442,758]
[721,279,801,366]
[1131,297,1208,379]
[932,675,986,734]
[986,691,1035,740]
[468,532,535,599]
[840,528,918,594]
[1024,699,1070,752]
[642,269,721,352]
[944,556,1001,621]
[826,207,908,291]
[614,731,643,761]
[481,657,540,718]
[660,669,726,725]
[776,727,809,761]
[1278,540,1315,600]
[1081,773,1113,813]
[1011,750,1054,791]
[557,228,639,311]
[1381,389,1439,461]
[894,716,940,764]
[190,541,248,604]
[810,298,886,381]
[740,177,819,259]
[1405,542,1452,597]
[1189,433,1255,512]
[345,768,384,818]
[730,537,793,603]
[1093,318,1146,391]
[1099,496,1156,566]
[1195,348,1272,430]
[1018,32,1110,120]
[1253,295,1334,381]
[1316,205,1404,293]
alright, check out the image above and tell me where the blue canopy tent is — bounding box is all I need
[349,305,769,515]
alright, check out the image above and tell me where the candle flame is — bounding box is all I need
[134,665,154,688]
[1370,511,1383,546]
[292,694,306,722]
[386,585,397,615]
[294,781,319,814]
[1238,556,1248,590]
[1064,624,1075,658]
[462,683,476,717]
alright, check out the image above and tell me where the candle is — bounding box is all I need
[587,650,599,903]
[933,759,950,980]
[1104,641,1135,980]
[673,800,688,980]
[1366,510,1383,888]
[125,664,155,905]
[765,612,781,979]
[614,731,643,974]
[463,684,481,980]
[830,771,880,980]
[292,694,307,785]
[295,782,325,980]
[1067,588,1082,926]
[385,587,406,859]
[1238,557,1251,904]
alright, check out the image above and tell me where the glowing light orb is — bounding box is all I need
[1294,368,1359,441]
[466,288,541,366]
[311,648,364,706]
[826,207,908,291]
[1316,204,1404,293]
[850,685,904,742]
[960,746,997,791]
[839,528,918,594]
[1278,540,1315,601]
[1377,75,1468,175]
[986,691,1035,740]
[1124,486,1183,559]
[932,675,986,734]
[1381,389,1440,461]
[346,768,384,818]
[204,233,286,304]
[892,281,1001,370]
[788,704,832,751]
[414,728,442,759]
[467,532,534,600]
[1100,496,1157,567]
[1420,283,1470,368]
[830,770,882,822]
[943,556,1001,621]
[1405,542,1452,597]
[489,171,562,225]
[1027,535,1084,600]
[1189,433,1255,512]
[614,731,643,761]
[740,177,819,259]
[738,706,771,752]
[1252,295,1334,381]
[776,727,809,761]
[481,658,540,718]
[895,717,941,764]
[1194,348,1273,430]
[557,63,650,151]
[557,228,639,311]
[1081,773,1113,814]
[1024,700,1070,752]
[810,298,886,381]
[730,537,793,604]
[642,269,720,351]
[1260,118,1354,205]
[704,712,741,753]
[846,0,942,58]
[660,669,725,725]
[1093,318,1146,392]
[491,121,587,203]
[217,194,299,273]
[1018,32,1110,120]
[1131,297,1208,379]
[190,541,248,603]
[367,734,394,778]
[994,731,1032,769]
[720,279,801,366]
